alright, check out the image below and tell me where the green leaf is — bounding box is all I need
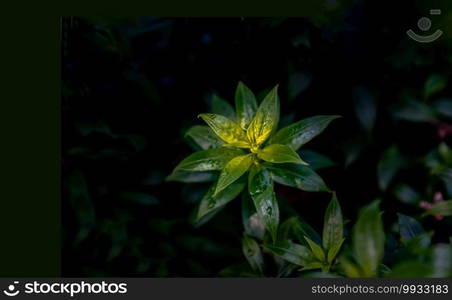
[327,238,345,264]
[397,213,425,243]
[248,165,279,241]
[242,193,265,240]
[377,145,405,191]
[235,81,258,129]
[247,85,280,149]
[422,200,452,217]
[264,241,315,266]
[379,263,392,276]
[278,217,321,246]
[388,262,433,278]
[424,74,447,100]
[353,86,376,133]
[340,135,366,167]
[431,244,452,277]
[338,256,362,278]
[391,100,437,123]
[210,94,236,120]
[323,192,343,251]
[352,201,385,277]
[277,261,298,277]
[438,142,452,163]
[304,236,325,262]
[169,148,244,174]
[300,262,323,271]
[165,170,217,183]
[433,98,452,118]
[265,163,329,192]
[270,115,340,150]
[242,233,264,275]
[258,144,308,165]
[215,154,253,195]
[199,113,249,147]
[393,184,421,205]
[185,125,224,150]
[298,150,335,170]
[400,233,432,257]
[194,179,246,226]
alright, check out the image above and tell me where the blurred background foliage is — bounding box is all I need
[62,2,452,276]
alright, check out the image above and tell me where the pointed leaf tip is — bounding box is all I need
[247,86,280,148]
[235,81,258,130]
[323,192,343,251]
[271,115,339,150]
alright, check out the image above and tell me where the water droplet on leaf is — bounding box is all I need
[266,206,272,216]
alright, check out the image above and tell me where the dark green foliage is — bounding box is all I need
[63,11,452,277]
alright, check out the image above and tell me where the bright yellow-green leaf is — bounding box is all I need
[300,262,324,271]
[215,154,254,195]
[339,256,362,278]
[258,144,308,165]
[304,235,326,262]
[327,238,345,264]
[246,86,279,149]
[235,81,258,130]
[199,113,249,148]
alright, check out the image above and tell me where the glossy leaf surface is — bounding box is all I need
[235,81,258,129]
[352,201,385,277]
[215,154,253,195]
[258,144,308,165]
[242,233,264,275]
[247,86,279,149]
[265,163,329,192]
[185,125,224,150]
[170,148,244,174]
[248,165,279,241]
[195,179,246,226]
[199,113,249,147]
[271,115,340,150]
[323,192,343,251]
[264,241,315,266]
